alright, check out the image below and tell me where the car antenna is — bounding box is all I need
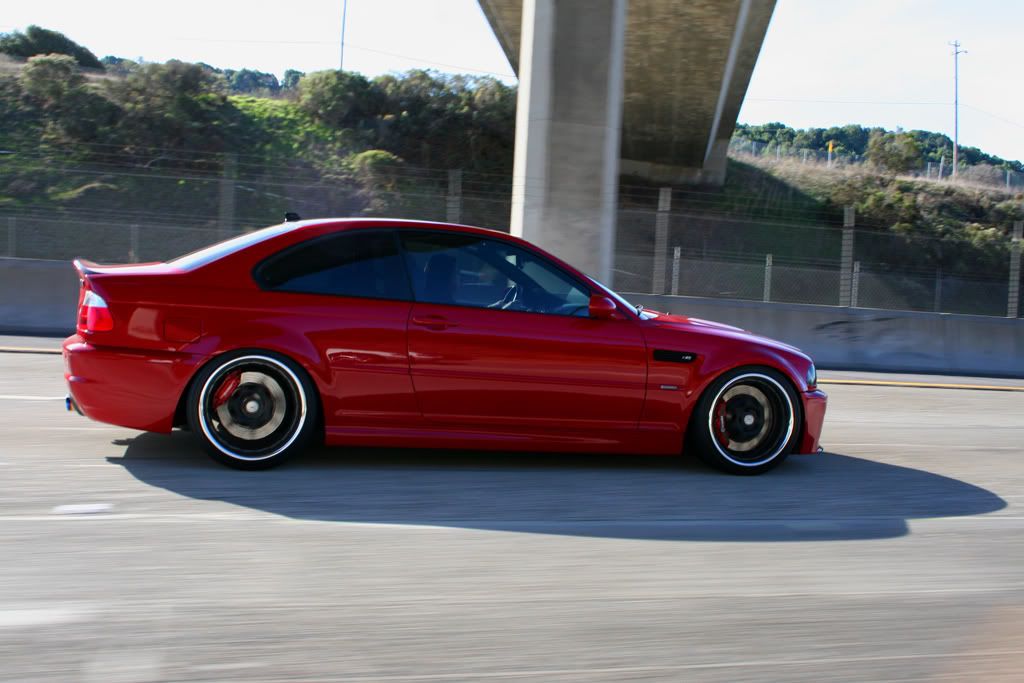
[284,212,302,222]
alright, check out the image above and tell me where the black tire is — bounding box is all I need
[687,366,802,475]
[186,350,320,470]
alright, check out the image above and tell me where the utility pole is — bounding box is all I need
[950,40,966,180]
[340,0,349,71]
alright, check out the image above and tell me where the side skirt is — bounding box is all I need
[324,425,681,455]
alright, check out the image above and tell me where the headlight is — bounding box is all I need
[806,363,817,389]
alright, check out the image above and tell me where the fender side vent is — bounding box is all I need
[653,349,696,363]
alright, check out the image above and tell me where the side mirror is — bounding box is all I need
[588,294,618,320]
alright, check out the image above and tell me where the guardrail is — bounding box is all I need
[2,257,1021,378]
[0,257,79,336]
[627,292,1024,378]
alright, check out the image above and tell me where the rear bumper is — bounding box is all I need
[798,389,828,454]
[63,334,205,432]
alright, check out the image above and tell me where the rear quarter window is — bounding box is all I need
[170,223,297,270]
[254,230,411,301]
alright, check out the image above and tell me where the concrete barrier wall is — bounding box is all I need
[627,293,1024,378]
[0,258,79,336]
[1,258,1022,377]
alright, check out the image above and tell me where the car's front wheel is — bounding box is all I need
[688,367,801,475]
[186,351,319,470]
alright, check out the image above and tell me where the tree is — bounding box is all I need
[225,68,280,94]
[298,70,381,129]
[0,25,102,69]
[100,56,140,77]
[281,69,304,90]
[867,131,922,174]
[16,54,115,144]
[104,61,239,152]
[19,54,85,107]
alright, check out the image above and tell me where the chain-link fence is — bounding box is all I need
[2,156,1022,319]
[612,200,1022,318]
[731,138,1024,191]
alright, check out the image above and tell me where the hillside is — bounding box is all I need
[0,25,1021,281]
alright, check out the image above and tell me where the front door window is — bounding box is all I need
[400,231,591,316]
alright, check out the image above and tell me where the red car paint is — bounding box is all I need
[63,218,826,456]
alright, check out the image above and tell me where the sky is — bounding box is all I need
[3,0,1022,162]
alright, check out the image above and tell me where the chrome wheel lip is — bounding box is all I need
[197,355,308,462]
[707,372,794,468]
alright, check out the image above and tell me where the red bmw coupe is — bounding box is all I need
[63,218,826,474]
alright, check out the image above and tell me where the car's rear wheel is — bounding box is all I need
[186,351,319,470]
[688,367,801,475]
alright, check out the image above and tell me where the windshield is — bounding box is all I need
[169,223,296,270]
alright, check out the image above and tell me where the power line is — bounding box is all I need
[961,104,1024,131]
[745,97,950,106]
[166,35,515,79]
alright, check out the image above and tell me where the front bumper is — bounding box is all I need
[63,335,205,432]
[798,389,828,454]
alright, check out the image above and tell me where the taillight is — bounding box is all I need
[78,290,114,333]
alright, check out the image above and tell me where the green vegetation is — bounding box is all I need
[734,121,1024,174]
[0,26,1019,280]
[0,25,102,69]
[725,157,1022,276]
[0,44,515,222]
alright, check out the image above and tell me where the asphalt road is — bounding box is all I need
[1,346,1023,682]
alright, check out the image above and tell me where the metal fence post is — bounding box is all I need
[839,206,855,306]
[218,152,237,238]
[652,187,671,294]
[933,267,943,312]
[6,217,14,257]
[446,169,462,224]
[670,246,681,296]
[129,224,139,263]
[1009,221,1023,318]
[763,254,773,302]
[851,261,860,307]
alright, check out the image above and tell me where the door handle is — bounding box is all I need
[411,315,457,330]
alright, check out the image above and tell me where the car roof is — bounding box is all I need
[286,217,509,237]
[169,218,515,271]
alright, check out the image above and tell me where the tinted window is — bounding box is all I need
[256,231,411,301]
[400,231,590,316]
[171,223,297,270]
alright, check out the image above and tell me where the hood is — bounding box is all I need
[646,311,747,334]
[644,310,808,358]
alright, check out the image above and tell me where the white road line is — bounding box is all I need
[52,504,114,515]
[286,649,1024,681]
[191,662,269,672]
[0,395,66,401]
[831,443,1022,450]
[2,512,1024,526]
[0,346,61,355]
[0,605,94,628]
[22,427,118,432]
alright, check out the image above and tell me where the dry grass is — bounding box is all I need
[735,153,1020,201]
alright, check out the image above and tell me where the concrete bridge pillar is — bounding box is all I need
[509,0,627,284]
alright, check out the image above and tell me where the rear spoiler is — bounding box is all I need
[73,258,101,277]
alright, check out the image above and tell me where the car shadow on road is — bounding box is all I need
[108,432,1006,542]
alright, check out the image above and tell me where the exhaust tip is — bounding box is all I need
[65,395,84,416]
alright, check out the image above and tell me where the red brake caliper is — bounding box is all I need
[713,398,730,447]
[212,370,241,409]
